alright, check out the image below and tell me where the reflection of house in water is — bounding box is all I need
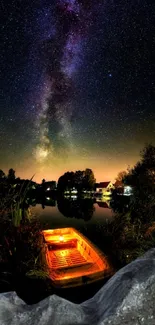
[40,197,56,209]
[97,201,111,209]
[95,181,115,196]
[45,198,56,206]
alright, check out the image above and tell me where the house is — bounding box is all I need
[112,185,133,196]
[124,186,133,196]
[41,181,57,191]
[95,181,115,196]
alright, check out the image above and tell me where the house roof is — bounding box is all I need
[96,182,111,188]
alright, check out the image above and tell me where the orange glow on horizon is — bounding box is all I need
[2,148,140,184]
[13,162,133,184]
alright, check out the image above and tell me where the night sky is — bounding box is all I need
[0,0,155,183]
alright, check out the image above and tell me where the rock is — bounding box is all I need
[1,248,155,325]
[82,247,155,324]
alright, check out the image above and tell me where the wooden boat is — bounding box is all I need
[42,227,112,288]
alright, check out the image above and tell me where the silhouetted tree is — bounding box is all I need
[0,170,5,180]
[115,170,128,188]
[83,168,96,191]
[0,170,7,197]
[8,168,16,182]
[124,144,155,223]
[57,171,75,193]
[74,170,84,192]
[57,168,95,193]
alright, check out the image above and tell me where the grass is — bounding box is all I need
[0,179,49,298]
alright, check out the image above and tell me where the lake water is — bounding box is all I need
[31,197,114,255]
[31,198,113,224]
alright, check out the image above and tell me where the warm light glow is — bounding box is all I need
[59,235,64,242]
[11,150,140,184]
[42,228,113,288]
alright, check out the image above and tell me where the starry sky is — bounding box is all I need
[0,0,155,183]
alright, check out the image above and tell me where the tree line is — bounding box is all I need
[57,168,96,193]
[0,168,16,182]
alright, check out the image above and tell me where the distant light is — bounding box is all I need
[71,195,77,199]
[108,73,112,77]
[124,186,132,196]
[46,197,50,200]
[59,235,64,242]
[47,187,50,191]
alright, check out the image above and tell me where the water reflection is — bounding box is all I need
[31,197,114,262]
[30,196,114,229]
[41,197,56,209]
[57,198,95,221]
[96,201,111,209]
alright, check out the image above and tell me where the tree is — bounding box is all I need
[57,169,96,193]
[74,170,84,192]
[83,168,96,191]
[0,170,5,179]
[0,170,7,198]
[57,172,75,193]
[115,170,128,188]
[124,144,155,223]
[8,168,16,182]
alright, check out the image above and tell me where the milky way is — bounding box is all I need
[33,0,96,162]
[1,0,155,182]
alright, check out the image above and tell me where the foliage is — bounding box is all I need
[0,208,45,288]
[0,174,46,295]
[0,169,6,180]
[83,168,96,190]
[57,168,96,193]
[11,176,35,227]
[109,145,155,265]
[124,144,155,224]
[26,269,49,279]
[114,170,128,188]
[8,168,16,182]
[108,211,155,265]
[0,174,35,227]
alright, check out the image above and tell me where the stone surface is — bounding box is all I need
[1,249,155,325]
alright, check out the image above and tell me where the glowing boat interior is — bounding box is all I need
[43,227,112,288]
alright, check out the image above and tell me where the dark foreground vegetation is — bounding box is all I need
[0,173,50,302]
[0,144,155,303]
[109,144,155,265]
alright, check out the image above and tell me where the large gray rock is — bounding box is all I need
[1,249,155,325]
